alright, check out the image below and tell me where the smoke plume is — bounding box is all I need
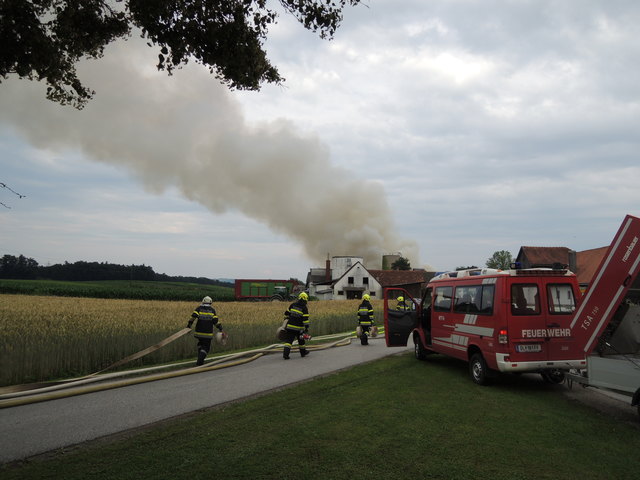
[0,37,418,269]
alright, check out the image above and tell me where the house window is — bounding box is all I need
[338,290,344,295]
[363,277,369,285]
[348,277,354,285]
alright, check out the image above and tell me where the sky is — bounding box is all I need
[1,0,639,281]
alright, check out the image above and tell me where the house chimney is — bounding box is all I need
[568,249,577,273]
[325,254,331,282]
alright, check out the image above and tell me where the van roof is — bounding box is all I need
[431,267,575,282]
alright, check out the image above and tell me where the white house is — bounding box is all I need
[308,260,382,300]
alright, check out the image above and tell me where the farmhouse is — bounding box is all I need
[515,245,608,290]
[306,255,434,300]
[307,256,377,300]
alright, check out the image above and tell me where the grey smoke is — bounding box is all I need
[0,37,418,268]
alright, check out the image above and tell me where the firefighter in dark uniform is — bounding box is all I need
[187,296,225,366]
[396,296,409,311]
[282,292,310,360]
[357,294,374,345]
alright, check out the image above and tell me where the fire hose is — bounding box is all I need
[0,328,382,409]
[0,328,194,396]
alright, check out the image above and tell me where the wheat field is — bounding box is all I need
[0,294,384,386]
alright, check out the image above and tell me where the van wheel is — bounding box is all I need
[414,337,427,360]
[541,370,565,384]
[469,353,491,385]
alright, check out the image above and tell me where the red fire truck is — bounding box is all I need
[384,214,640,386]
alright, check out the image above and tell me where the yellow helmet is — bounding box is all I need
[298,292,309,301]
[397,296,404,302]
[363,294,370,301]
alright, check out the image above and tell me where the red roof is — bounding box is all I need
[369,270,432,287]
[518,246,573,266]
[517,245,607,285]
[576,246,608,285]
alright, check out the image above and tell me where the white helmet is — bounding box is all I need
[202,296,212,304]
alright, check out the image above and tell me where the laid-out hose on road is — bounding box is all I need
[0,328,193,396]
[0,353,266,409]
[0,328,382,409]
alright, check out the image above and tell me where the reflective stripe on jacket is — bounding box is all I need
[396,302,409,311]
[357,300,374,325]
[191,304,221,338]
[285,299,309,331]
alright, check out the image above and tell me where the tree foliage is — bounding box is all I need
[486,250,513,270]
[455,265,478,271]
[0,0,362,109]
[0,254,39,279]
[391,256,411,271]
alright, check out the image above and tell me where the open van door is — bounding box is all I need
[570,214,640,355]
[384,288,419,347]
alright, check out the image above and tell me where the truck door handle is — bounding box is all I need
[547,323,560,328]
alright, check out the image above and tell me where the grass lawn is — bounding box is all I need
[2,353,639,480]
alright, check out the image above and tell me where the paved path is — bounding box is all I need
[0,337,410,463]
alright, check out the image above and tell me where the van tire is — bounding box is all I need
[541,370,565,384]
[632,388,640,419]
[469,353,491,385]
[414,336,427,360]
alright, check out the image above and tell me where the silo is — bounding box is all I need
[382,253,401,270]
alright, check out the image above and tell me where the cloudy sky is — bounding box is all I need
[1,0,639,281]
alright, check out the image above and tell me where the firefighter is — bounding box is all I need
[357,294,374,345]
[282,292,310,360]
[396,296,409,311]
[187,296,226,366]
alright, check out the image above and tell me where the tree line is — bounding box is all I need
[0,254,231,286]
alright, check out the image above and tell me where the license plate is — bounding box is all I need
[516,344,542,353]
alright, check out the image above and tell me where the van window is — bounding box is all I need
[547,283,576,314]
[422,287,433,309]
[453,285,495,315]
[434,286,453,312]
[511,284,540,315]
[454,286,480,313]
[480,285,495,314]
